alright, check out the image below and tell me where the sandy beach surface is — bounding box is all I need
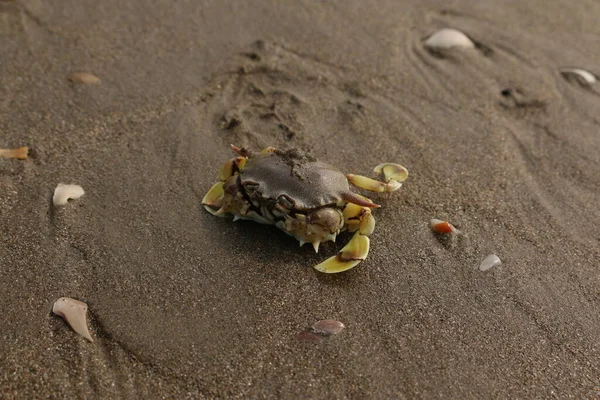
[1,0,599,398]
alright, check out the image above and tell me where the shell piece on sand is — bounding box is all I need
[53,183,85,206]
[559,68,596,85]
[480,254,502,271]
[295,330,326,343]
[52,297,93,342]
[425,28,475,49]
[312,319,345,335]
[68,72,101,85]
[296,319,346,342]
[430,219,457,234]
[0,146,28,160]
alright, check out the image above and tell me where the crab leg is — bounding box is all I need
[313,201,376,273]
[203,148,250,216]
[346,163,408,193]
[202,182,226,216]
[218,156,247,181]
[313,232,370,273]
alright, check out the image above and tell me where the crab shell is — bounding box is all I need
[203,146,408,273]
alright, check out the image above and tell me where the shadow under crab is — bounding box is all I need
[202,145,408,273]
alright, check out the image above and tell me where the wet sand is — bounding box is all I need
[1,0,599,398]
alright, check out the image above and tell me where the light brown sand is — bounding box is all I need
[1,0,599,398]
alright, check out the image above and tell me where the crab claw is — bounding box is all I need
[347,163,408,193]
[202,182,226,216]
[230,144,252,157]
[374,163,408,184]
[313,232,370,273]
[343,203,375,235]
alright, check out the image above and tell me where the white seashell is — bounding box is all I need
[53,183,85,206]
[312,319,345,335]
[480,254,502,271]
[52,297,93,342]
[559,68,596,84]
[425,28,475,49]
[68,72,101,85]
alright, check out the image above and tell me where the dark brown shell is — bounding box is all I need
[239,149,350,211]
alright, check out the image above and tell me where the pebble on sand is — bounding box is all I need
[52,297,93,342]
[424,28,475,49]
[559,68,597,85]
[480,254,501,271]
[0,146,28,160]
[68,72,101,85]
[53,183,85,206]
[430,219,457,234]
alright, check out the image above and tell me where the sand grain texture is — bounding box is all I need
[1,0,599,398]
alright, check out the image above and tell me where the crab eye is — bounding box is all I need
[244,183,259,194]
[308,208,343,233]
[277,195,294,209]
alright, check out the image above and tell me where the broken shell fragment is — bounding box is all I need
[559,68,597,85]
[0,146,28,160]
[425,28,475,49]
[430,219,457,234]
[312,319,345,335]
[53,183,85,206]
[52,297,93,342]
[296,319,346,342]
[295,330,325,343]
[480,254,502,271]
[68,72,101,85]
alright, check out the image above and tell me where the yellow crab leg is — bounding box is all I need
[260,146,277,154]
[218,157,247,181]
[346,163,408,193]
[313,232,370,273]
[202,182,226,216]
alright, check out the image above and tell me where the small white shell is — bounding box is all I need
[425,28,475,49]
[559,68,596,84]
[68,72,101,85]
[312,319,345,335]
[52,297,93,342]
[53,183,85,206]
[480,254,502,271]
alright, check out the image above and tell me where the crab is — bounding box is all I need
[202,145,408,273]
